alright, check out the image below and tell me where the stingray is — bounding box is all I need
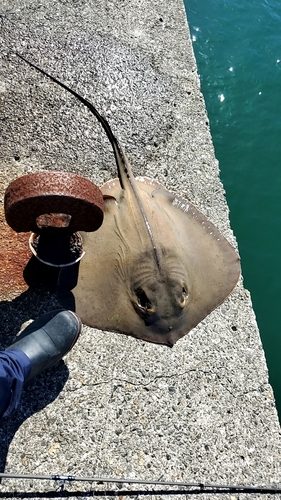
[18,54,241,347]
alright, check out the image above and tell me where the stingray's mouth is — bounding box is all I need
[139,310,173,332]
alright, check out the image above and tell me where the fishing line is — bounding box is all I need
[0,472,280,494]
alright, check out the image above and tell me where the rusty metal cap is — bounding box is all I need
[4,171,104,233]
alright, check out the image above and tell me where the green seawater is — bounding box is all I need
[184,0,281,420]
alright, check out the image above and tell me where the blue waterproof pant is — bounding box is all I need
[0,350,31,418]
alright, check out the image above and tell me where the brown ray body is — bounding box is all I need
[18,54,241,346]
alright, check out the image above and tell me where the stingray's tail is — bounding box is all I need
[16,53,161,268]
[16,53,130,188]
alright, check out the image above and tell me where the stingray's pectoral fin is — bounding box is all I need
[151,188,189,211]
[151,186,241,333]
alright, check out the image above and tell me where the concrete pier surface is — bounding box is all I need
[0,0,280,498]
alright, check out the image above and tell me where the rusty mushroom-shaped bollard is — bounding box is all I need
[4,171,104,267]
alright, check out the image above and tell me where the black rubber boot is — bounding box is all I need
[6,310,81,383]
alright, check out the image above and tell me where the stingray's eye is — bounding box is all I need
[136,288,153,312]
[180,284,189,307]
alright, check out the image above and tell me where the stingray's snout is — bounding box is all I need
[143,313,177,334]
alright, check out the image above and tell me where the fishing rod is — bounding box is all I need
[0,472,280,494]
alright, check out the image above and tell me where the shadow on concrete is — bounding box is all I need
[0,486,277,497]
[0,265,71,474]
[0,288,61,349]
[0,240,79,348]
[0,488,221,497]
[0,362,69,474]
[0,489,210,498]
[23,256,61,291]
[25,256,79,313]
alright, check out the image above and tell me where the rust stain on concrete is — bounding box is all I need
[0,206,31,301]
